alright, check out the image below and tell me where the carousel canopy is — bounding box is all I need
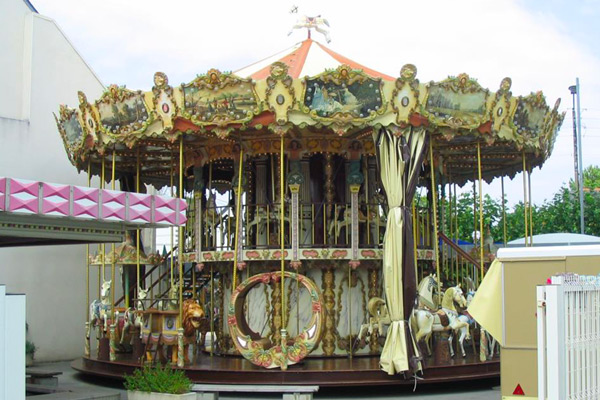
[55,38,564,188]
[235,38,394,81]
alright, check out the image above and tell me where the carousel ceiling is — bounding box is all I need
[55,38,564,187]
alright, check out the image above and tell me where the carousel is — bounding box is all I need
[56,19,563,386]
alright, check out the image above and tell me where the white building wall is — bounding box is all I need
[0,0,106,361]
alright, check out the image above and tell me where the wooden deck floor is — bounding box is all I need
[73,352,499,387]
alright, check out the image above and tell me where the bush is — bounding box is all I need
[124,364,192,394]
[25,340,37,355]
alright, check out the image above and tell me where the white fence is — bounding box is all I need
[537,274,600,400]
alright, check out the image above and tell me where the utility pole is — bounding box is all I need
[569,79,585,234]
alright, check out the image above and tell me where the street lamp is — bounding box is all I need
[569,80,584,234]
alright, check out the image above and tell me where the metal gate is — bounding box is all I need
[537,273,600,400]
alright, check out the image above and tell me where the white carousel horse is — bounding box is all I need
[357,275,439,344]
[417,274,439,310]
[159,281,180,311]
[247,206,268,235]
[288,15,331,43]
[456,289,499,359]
[366,207,387,244]
[204,193,224,247]
[327,206,368,242]
[88,280,112,340]
[411,285,470,358]
[120,287,149,345]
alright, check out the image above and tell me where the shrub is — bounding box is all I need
[124,364,192,394]
[26,340,37,355]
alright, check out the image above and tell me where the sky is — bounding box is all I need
[32,0,600,208]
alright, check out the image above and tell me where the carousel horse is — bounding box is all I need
[204,193,224,248]
[366,207,387,244]
[417,274,439,310]
[159,281,180,311]
[288,15,331,43]
[456,288,499,359]
[327,206,368,242]
[120,287,149,345]
[220,212,236,248]
[357,275,439,344]
[410,285,470,358]
[88,280,112,340]
[357,297,390,345]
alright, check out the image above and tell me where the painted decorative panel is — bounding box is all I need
[8,179,39,213]
[42,183,70,216]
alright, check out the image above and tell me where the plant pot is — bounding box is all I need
[26,353,34,367]
[127,391,196,400]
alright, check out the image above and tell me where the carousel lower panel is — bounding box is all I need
[72,354,499,387]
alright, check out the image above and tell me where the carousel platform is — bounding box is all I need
[72,353,499,387]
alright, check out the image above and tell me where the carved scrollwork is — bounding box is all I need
[266,62,295,125]
[391,64,420,125]
[77,91,102,151]
[489,77,515,139]
[152,72,178,133]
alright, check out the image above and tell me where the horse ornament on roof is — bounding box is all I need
[289,13,331,43]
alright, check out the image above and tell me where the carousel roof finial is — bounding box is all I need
[288,8,331,43]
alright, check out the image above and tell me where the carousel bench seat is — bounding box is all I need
[25,388,119,400]
[192,383,319,400]
[26,367,63,386]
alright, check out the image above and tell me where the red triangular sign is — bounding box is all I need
[513,384,525,395]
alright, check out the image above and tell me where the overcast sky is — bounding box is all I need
[33,0,600,207]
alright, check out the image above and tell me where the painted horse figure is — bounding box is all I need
[88,280,112,341]
[120,287,149,346]
[288,15,331,43]
[456,289,499,359]
[411,285,470,358]
[159,281,180,311]
[357,275,439,344]
[417,274,439,310]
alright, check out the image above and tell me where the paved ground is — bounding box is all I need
[32,360,501,399]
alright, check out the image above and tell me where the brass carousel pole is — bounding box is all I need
[501,177,507,246]
[210,264,214,357]
[280,135,288,370]
[232,147,244,290]
[170,149,175,286]
[208,161,214,357]
[429,140,442,304]
[207,162,212,249]
[177,136,185,367]
[111,149,116,318]
[85,159,91,357]
[453,183,459,287]
[477,143,484,283]
[412,201,418,281]
[110,149,117,361]
[178,137,184,321]
[136,148,141,305]
[522,151,529,247]
[101,155,106,284]
[528,164,534,245]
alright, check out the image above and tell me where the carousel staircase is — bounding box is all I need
[437,231,483,285]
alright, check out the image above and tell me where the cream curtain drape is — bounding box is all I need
[375,127,428,375]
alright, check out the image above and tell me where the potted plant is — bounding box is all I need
[25,340,36,366]
[124,364,195,399]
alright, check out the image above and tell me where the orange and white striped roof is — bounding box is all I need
[235,39,394,81]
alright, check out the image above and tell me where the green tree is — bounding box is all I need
[533,165,600,237]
